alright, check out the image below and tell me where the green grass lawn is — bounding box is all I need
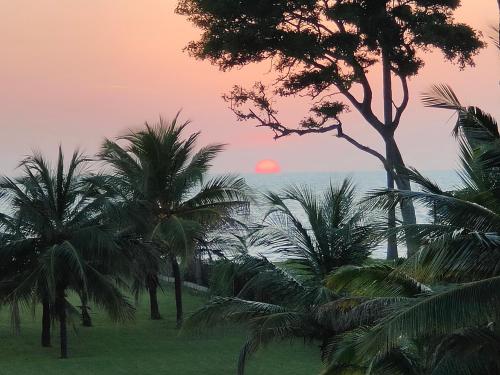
[0,286,321,375]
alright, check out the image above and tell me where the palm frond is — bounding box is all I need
[422,84,462,110]
[327,264,431,298]
[357,276,500,357]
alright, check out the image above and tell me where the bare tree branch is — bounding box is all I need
[224,82,388,168]
[393,74,410,128]
[337,130,387,168]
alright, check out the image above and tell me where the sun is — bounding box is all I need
[255,159,281,174]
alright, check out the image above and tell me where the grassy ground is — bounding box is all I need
[0,286,321,375]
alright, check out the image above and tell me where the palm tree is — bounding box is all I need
[185,180,379,374]
[0,148,134,358]
[257,180,377,281]
[99,115,250,327]
[321,86,500,374]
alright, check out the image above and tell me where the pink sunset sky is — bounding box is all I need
[0,0,498,174]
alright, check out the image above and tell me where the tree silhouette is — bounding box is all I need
[0,149,133,357]
[100,116,250,327]
[177,0,484,259]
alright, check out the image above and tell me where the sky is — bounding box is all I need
[0,0,498,175]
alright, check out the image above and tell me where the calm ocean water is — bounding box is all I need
[241,170,459,259]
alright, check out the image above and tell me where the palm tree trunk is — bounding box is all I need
[41,300,51,347]
[170,256,183,328]
[10,301,21,336]
[81,306,92,327]
[80,293,92,327]
[56,285,68,359]
[146,274,161,320]
[194,253,203,285]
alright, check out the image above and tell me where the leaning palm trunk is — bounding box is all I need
[171,256,183,328]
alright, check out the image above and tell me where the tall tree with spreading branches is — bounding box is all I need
[176,0,484,259]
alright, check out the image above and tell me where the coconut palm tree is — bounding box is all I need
[257,179,377,280]
[185,180,380,374]
[99,115,250,327]
[321,87,500,374]
[0,148,134,358]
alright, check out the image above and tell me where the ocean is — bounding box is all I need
[241,170,459,259]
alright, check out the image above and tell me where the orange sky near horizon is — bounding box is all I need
[0,0,498,175]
